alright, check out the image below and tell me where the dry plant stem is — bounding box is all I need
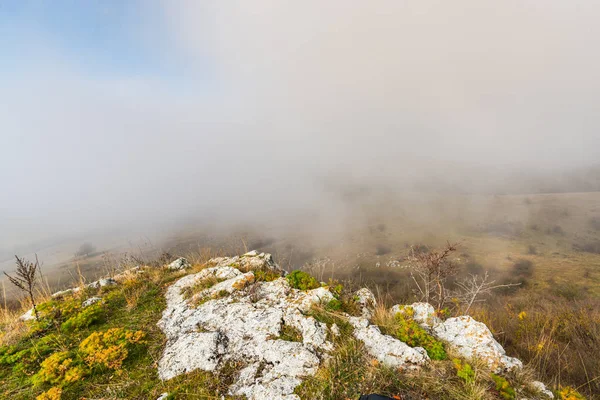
[3,255,40,320]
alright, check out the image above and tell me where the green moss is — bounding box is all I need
[61,303,104,332]
[286,270,320,290]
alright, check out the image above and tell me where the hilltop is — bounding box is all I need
[1,251,586,400]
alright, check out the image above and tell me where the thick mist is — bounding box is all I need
[2,0,600,252]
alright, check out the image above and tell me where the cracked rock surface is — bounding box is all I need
[432,315,523,372]
[156,251,537,399]
[157,252,332,399]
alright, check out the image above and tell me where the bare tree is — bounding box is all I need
[3,255,40,320]
[408,242,458,309]
[452,271,521,314]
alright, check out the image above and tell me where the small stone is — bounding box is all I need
[330,323,340,336]
[51,288,75,298]
[86,277,117,289]
[82,297,102,308]
[531,381,554,399]
[19,308,35,321]
[168,257,191,270]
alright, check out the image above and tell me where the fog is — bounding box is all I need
[2,0,600,253]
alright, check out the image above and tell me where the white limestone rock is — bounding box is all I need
[168,257,191,270]
[157,254,334,399]
[530,381,554,399]
[349,317,429,369]
[86,277,117,289]
[209,251,285,275]
[82,296,102,308]
[330,323,340,337]
[355,288,377,318]
[19,308,35,321]
[391,302,441,329]
[432,315,523,372]
[51,288,76,299]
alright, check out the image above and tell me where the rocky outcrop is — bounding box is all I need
[349,317,429,369]
[154,251,551,400]
[157,253,331,399]
[432,315,522,372]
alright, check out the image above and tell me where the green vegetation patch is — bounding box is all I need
[382,307,447,360]
[286,270,320,290]
[491,373,516,400]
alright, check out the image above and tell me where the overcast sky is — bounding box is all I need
[1,0,600,248]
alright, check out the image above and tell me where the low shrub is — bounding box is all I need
[36,387,62,400]
[453,358,475,384]
[79,328,145,370]
[385,307,447,360]
[558,386,586,400]
[286,270,320,290]
[512,259,534,278]
[491,373,516,400]
[32,351,85,387]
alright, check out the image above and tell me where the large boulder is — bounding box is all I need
[432,315,522,372]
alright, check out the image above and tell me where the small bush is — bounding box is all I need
[32,351,85,387]
[453,358,475,384]
[491,373,516,400]
[512,259,534,278]
[36,387,62,400]
[79,328,145,370]
[385,307,446,360]
[286,270,320,290]
[558,386,586,400]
